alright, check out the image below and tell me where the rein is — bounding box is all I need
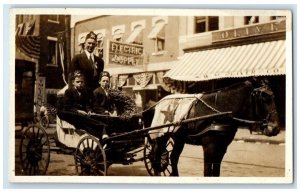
[195,89,271,125]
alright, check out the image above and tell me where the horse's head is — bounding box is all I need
[251,79,280,137]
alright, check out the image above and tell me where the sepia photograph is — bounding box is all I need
[9,8,293,184]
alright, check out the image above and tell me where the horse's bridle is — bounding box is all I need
[251,85,278,130]
[195,84,277,130]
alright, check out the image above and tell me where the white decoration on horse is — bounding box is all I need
[149,94,203,139]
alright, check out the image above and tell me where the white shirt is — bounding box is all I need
[84,50,94,62]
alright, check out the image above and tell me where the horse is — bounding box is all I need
[142,79,280,177]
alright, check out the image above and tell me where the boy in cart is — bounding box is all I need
[59,70,106,138]
[92,71,116,139]
[63,70,91,115]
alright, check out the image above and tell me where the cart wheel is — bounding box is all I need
[74,136,107,176]
[39,116,49,129]
[143,136,174,176]
[19,124,50,175]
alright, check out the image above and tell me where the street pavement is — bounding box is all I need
[234,128,285,144]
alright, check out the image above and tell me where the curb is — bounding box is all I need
[233,137,285,145]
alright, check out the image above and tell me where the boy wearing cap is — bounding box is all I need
[70,31,104,93]
[63,71,91,115]
[60,71,104,138]
[93,71,112,115]
[93,71,113,139]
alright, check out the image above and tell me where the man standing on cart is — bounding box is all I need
[69,31,104,94]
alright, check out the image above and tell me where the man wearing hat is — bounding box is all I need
[69,31,104,93]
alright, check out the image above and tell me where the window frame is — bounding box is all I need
[46,36,58,67]
[244,16,259,25]
[112,25,125,42]
[47,15,60,24]
[194,16,219,33]
[148,19,166,55]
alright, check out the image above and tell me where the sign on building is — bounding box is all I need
[108,41,143,66]
[212,20,286,42]
[34,76,46,114]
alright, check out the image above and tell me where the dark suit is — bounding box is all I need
[59,86,104,137]
[70,52,104,91]
[93,87,111,114]
[63,87,90,113]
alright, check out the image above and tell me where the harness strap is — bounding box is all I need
[195,95,221,113]
[232,117,262,124]
[189,123,233,137]
[195,95,264,125]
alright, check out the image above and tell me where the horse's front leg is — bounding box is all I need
[203,146,226,177]
[170,138,185,176]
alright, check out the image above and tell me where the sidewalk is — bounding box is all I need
[234,128,285,144]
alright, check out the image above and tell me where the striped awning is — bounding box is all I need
[164,40,286,84]
[16,35,40,59]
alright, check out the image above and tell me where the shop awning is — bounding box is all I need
[164,40,286,83]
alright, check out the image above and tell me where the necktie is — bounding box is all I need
[89,55,93,65]
[89,55,97,77]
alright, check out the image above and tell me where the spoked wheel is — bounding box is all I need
[143,136,174,176]
[74,135,107,176]
[39,116,49,129]
[19,124,50,175]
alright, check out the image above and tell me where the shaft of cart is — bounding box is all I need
[104,111,233,142]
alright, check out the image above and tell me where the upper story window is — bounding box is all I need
[270,16,286,23]
[194,16,219,33]
[148,19,166,53]
[95,32,104,58]
[244,16,259,25]
[48,15,60,24]
[112,25,125,42]
[47,36,58,67]
[126,24,144,45]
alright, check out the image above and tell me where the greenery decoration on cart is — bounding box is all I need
[108,89,137,120]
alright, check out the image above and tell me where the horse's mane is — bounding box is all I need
[202,80,253,95]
